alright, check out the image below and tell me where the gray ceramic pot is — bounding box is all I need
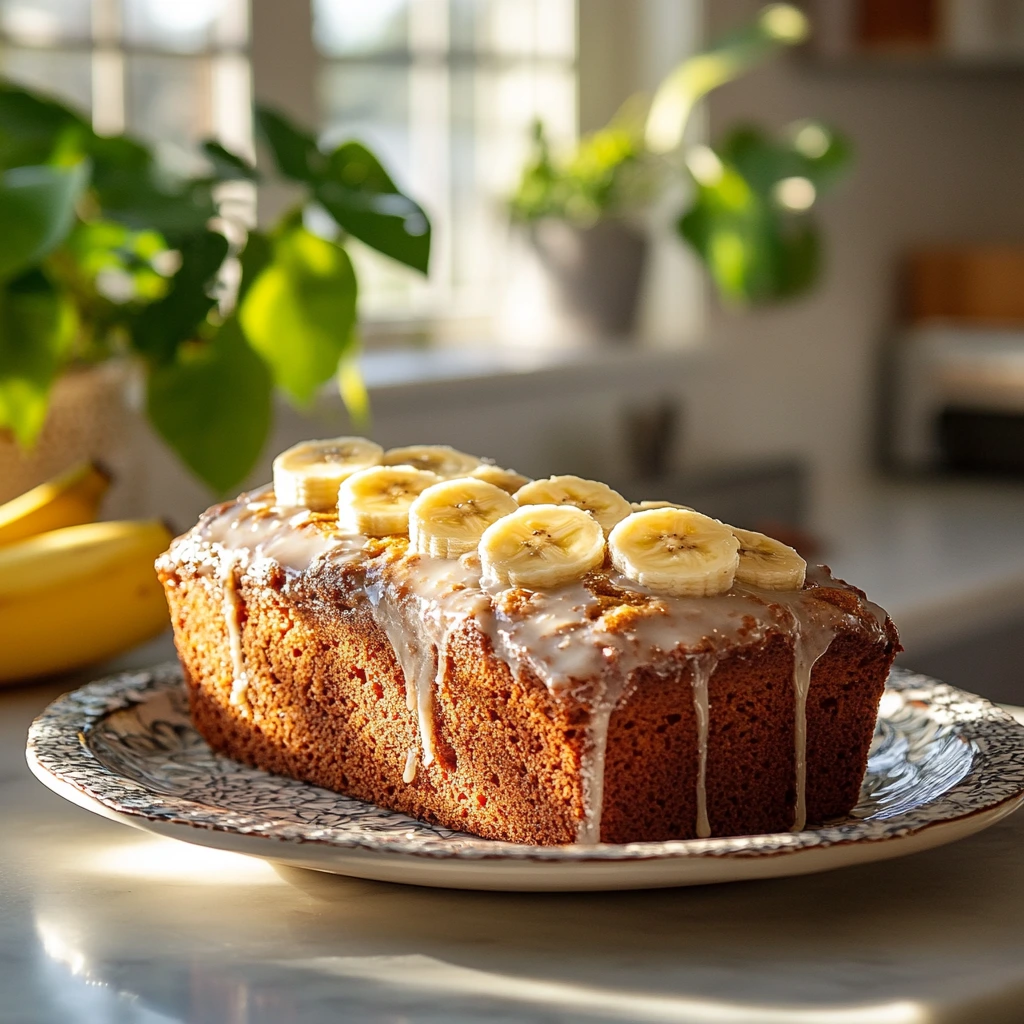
[530,218,649,339]
[502,218,649,346]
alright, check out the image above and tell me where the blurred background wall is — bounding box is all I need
[699,0,1024,523]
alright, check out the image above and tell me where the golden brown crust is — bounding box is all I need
[161,553,899,844]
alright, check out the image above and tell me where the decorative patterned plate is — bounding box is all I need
[26,664,1024,891]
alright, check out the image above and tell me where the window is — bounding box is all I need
[313,0,578,326]
[0,0,251,163]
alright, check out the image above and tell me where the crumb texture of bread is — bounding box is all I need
[158,493,900,846]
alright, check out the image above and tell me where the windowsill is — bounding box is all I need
[345,339,707,414]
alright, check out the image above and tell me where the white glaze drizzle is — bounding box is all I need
[166,496,891,844]
[219,554,249,706]
[690,655,714,839]
[790,614,841,832]
[364,554,490,775]
[403,749,418,784]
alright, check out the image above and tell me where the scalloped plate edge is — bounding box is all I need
[22,754,1024,891]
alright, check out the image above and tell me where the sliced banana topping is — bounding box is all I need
[382,444,481,479]
[608,508,740,598]
[273,437,383,512]
[471,462,531,495]
[337,466,441,536]
[409,477,518,559]
[479,503,606,590]
[631,500,695,512]
[731,527,806,590]
[513,475,632,535]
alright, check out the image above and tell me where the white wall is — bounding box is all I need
[695,0,1024,522]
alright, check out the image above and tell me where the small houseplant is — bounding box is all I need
[509,3,851,336]
[0,83,430,495]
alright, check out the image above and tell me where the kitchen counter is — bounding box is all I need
[4,478,1024,1023]
[3,664,1024,1024]
[819,477,1024,658]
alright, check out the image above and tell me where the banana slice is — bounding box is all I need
[382,444,481,478]
[337,466,441,536]
[471,462,531,495]
[608,508,740,598]
[631,500,695,512]
[409,477,518,559]
[273,437,383,512]
[513,475,631,535]
[479,504,606,590]
[731,527,806,590]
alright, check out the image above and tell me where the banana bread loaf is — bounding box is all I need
[157,440,900,845]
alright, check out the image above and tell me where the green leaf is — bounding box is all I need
[0,82,90,168]
[678,163,824,306]
[87,134,216,244]
[677,120,849,306]
[319,141,431,273]
[0,270,76,446]
[255,106,323,183]
[237,229,272,305]
[131,230,229,364]
[338,341,369,429]
[201,139,260,182]
[0,162,88,279]
[146,317,272,493]
[324,140,399,193]
[238,224,357,405]
[645,4,809,154]
[719,123,852,198]
[316,182,430,274]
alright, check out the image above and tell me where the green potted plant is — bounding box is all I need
[0,83,430,502]
[508,3,851,342]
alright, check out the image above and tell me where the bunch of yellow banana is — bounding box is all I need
[0,463,173,684]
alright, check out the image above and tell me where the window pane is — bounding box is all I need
[0,46,91,110]
[0,0,90,45]
[318,0,578,323]
[121,0,247,54]
[313,0,409,57]
[125,54,208,154]
[450,0,575,58]
[320,62,410,173]
[449,64,575,305]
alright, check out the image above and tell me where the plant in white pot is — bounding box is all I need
[507,3,851,344]
[0,83,430,505]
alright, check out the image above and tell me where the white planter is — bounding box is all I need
[0,362,147,517]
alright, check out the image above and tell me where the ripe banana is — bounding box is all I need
[631,500,694,512]
[513,475,632,535]
[471,462,530,494]
[382,444,481,478]
[0,461,111,547]
[409,477,517,558]
[273,437,384,511]
[732,527,806,590]
[0,519,173,684]
[479,503,605,589]
[337,466,441,536]
[608,508,740,598]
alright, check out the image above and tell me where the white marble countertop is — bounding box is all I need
[816,477,1024,655]
[2,637,1024,1024]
